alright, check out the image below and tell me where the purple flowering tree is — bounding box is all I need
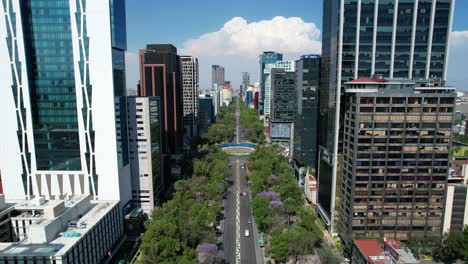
[268,200,283,209]
[257,191,280,201]
[196,243,224,264]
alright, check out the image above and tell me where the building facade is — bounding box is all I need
[242,72,250,99]
[294,55,321,183]
[181,56,199,139]
[198,95,214,134]
[259,51,283,114]
[212,65,225,88]
[264,61,295,122]
[443,160,468,233]
[339,79,455,242]
[127,97,163,215]
[138,44,183,156]
[0,0,131,204]
[318,0,455,230]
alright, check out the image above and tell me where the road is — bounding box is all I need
[223,100,260,264]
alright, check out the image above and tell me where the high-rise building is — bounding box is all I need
[198,95,214,134]
[339,78,455,242]
[127,97,163,215]
[0,1,128,261]
[264,61,295,123]
[318,0,455,230]
[138,44,183,156]
[259,52,283,114]
[293,55,321,183]
[181,56,199,139]
[212,65,225,88]
[0,0,130,203]
[242,72,250,99]
[269,69,296,144]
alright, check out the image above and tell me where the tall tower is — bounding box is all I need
[211,65,225,88]
[318,0,455,232]
[181,56,199,139]
[0,0,131,202]
[259,52,283,115]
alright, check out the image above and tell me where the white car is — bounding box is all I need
[244,229,250,237]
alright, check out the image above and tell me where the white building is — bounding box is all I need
[127,97,163,215]
[0,0,131,203]
[0,195,122,264]
[0,1,129,262]
[263,61,295,124]
[444,160,468,233]
[181,56,199,138]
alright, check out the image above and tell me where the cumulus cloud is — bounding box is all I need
[180,16,322,89]
[447,31,468,90]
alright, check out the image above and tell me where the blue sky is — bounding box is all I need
[125,0,468,90]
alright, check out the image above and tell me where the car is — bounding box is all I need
[248,217,252,224]
[244,229,250,237]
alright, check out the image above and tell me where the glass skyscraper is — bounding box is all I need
[318,0,454,232]
[259,51,283,115]
[293,55,321,183]
[0,0,131,203]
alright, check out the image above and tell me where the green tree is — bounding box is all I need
[270,233,290,263]
[252,197,272,231]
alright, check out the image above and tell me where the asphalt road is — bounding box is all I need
[223,100,259,264]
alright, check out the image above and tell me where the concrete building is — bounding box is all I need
[127,97,164,215]
[294,55,321,182]
[264,61,295,123]
[212,65,225,88]
[259,52,283,115]
[339,78,455,242]
[352,239,418,264]
[241,72,250,99]
[220,83,233,107]
[443,160,468,233]
[318,0,455,231]
[0,195,122,264]
[0,0,131,204]
[181,56,199,139]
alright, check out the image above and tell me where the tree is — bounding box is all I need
[252,197,273,231]
[433,229,468,263]
[283,197,301,226]
[270,233,290,263]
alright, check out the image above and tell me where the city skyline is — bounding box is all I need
[124,1,468,91]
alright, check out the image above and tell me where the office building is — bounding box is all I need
[245,90,253,107]
[293,55,321,183]
[138,44,183,156]
[0,0,131,204]
[212,65,225,88]
[269,69,296,144]
[318,0,455,230]
[220,83,233,107]
[127,97,163,215]
[443,160,468,233]
[181,56,199,138]
[264,61,295,122]
[339,78,455,242]
[259,51,283,114]
[198,95,214,134]
[0,195,122,264]
[242,72,250,99]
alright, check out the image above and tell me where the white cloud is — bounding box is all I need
[179,16,322,89]
[447,31,468,90]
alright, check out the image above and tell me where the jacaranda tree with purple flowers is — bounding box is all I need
[196,243,224,264]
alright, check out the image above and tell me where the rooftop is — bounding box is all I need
[0,196,118,257]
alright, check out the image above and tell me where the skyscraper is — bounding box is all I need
[242,72,250,99]
[269,69,296,144]
[212,65,225,88]
[259,51,283,115]
[127,97,163,215]
[181,56,199,138]
[198,95,214,134]
[138,44,183,156]
[264,61,295,123]
[339,79,455,242]
[318,0,455,231]
[293,55,321,182]
[0,0,131,203]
